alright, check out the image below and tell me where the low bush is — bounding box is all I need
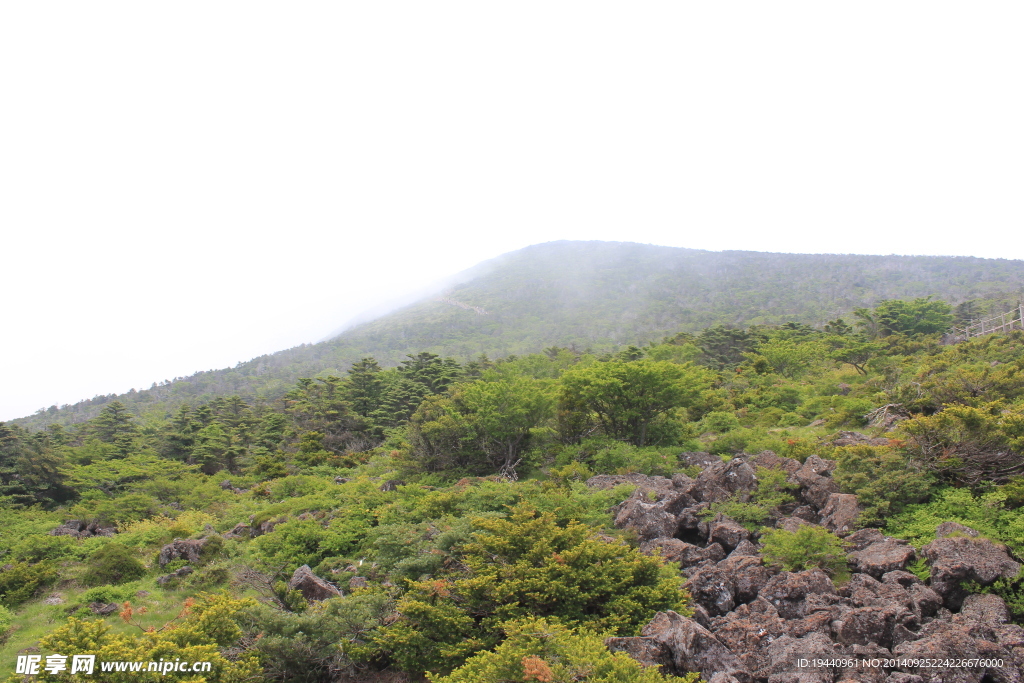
[372,505,687,674]
[429,616,698,683]
[82,543,146,586]
[760,526,850,581]
[0,561,58,607]
[833,445,936,526]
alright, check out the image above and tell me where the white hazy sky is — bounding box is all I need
[1,2,1022,421]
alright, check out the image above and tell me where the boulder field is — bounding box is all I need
[589,451,1024,683]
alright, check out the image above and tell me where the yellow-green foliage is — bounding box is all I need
[760,526,850,582]
[833,445,936,526]
[14,593,259,683]
[374,505,687,674]
[429,616,698,683]
[117,511,219,548]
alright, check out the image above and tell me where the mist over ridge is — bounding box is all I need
[13,240,1024,430]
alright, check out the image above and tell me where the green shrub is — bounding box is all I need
[884,487,1024,555]
[82,543,146,586]
[10,533,80,563]
[833,445,936,526]
[249,592,392,682]
[778,412,806,427]
[185,565,230,589]
[0,561,58,607]
[701,411,740,433]
[372,505,687,674]
[429,616,697,683]
[80,585,134,604]
[0,604,13,634]
[760,526,850,581]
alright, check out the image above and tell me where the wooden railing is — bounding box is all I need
[953,304,1024,339]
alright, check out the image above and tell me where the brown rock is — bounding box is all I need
[848,539,915,579]
[685,565,736,616]
[846,529,885,551]
[704,542,728,563]
[680,452,722,470]
[379,479,405,492]
[711,599,788,675]
[893,620,1018,683]
[158,538,207,566]
[793,456,841,510]
[729,539,761,557]
[709,516,752,552]
[587,473,675,494]
[640,610,752,681]
[759,570,838,620]
[693,458,759,504]
[604,635,673,671]
[718,554,775,604]
[922,536,1021,606]
[640,538,710,568]
[908,583,943,618]
[156,565,194,586]
[50,520,117,538]
[349,576,369,590]
[777,516,815,533]
[831,431,891,448]
[833,606,891,647]
[935,522,980,539]
[749,451,802,475]
[288,565,341,602]
[820,493,861,536]
[612,489,680,542]
[959,593,1010,625]
[792,505,821,523]
[252,516,286,537]
[223,522,250,539]
[89,602,119,616]
[765,632,837,683]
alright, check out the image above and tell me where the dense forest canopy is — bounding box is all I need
[4,289,1024,681]
[13,241,1024,431]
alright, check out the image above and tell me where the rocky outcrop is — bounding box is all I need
[89,602,120,616]
[156,565,194,586]
[288,565,341,602]
[922,534,1021,608]
[606,610,751,682]
[158,538,209,566]
[595,454,1023,683]
[223,522,250,539]
[50,520,115,538]
[848,538,915,578]
[251,516,286,537]
[820,493,861,536]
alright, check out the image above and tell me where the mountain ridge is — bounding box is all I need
[11,240,1024,430]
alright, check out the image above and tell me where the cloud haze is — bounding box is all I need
[1,2,1021,420]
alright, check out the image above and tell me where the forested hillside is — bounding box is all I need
[3,296,1024,681]
[14,242,1024,431]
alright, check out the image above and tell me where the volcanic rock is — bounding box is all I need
[848,539,915,579]
[921,536,1021,608]
[820,493,861,536]
[288,565,341,602]
[158,539,208,566]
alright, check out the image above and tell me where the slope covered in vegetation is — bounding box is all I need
[4,295,1024,681]
[14,241,1024,431]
